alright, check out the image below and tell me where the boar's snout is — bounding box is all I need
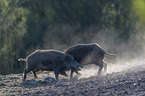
[71,60,82,71]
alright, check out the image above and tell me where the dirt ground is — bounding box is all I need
[1,66,145,96]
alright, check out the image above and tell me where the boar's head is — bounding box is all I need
[64,54,82,71]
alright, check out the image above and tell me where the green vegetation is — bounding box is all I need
[0,0,145,74]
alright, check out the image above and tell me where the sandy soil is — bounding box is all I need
[1,66,145,96]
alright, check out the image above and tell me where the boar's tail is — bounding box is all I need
[18,58,26,62]
[105,52,116,56]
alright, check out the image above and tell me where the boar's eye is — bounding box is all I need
[65,55,72,63]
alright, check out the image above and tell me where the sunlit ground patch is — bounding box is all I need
[107,58,145,74]
[78,65,99,79]
[77,58,145,79]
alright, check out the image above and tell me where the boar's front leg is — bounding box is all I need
[70,69,81,79]
[97,60,104,75]
[54,67,60,81]
[23,62,37,80]
[70,69,75,79]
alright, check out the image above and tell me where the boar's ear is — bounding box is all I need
[65,55,72,63]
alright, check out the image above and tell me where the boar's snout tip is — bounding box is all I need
[72,66,81,71]
[71,65,81,71]
[77,67,81,71]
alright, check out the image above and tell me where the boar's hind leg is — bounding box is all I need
[96,60,103,75]
[23,64,37,80]
[23,68,33,80]
[103,62,107,73]
[23,68,27,80]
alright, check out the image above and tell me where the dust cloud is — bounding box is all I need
[76,28,145,79]
[78,56,145,79]
[44,25,145,79]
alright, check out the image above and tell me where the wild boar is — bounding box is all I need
[65,43,115,78]
[18,50,81,81]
